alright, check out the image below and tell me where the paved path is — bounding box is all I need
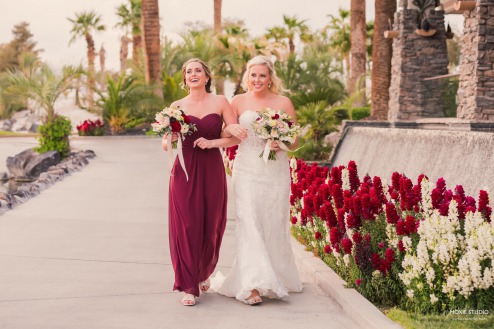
[0,137,358,329]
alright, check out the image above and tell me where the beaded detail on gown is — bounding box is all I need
[169,113,227,297]
[211,110,302,301]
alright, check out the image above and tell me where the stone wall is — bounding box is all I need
[331,125,494,197]
[388,8,449,121]
[457,0,494,120]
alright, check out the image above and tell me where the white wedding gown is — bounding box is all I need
[211,110,303,302]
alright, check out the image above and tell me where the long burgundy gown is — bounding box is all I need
[168,113,227,297]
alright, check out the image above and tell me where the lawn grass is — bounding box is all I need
[386,307,494,329]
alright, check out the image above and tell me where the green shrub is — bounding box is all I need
[351,107,370,120]
[35,115,72,158]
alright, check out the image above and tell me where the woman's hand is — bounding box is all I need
[193,137,215,149]
[162,133,179,151]
[269,140,281,152]
[224,124,248,140]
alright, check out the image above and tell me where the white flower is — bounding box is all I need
[430,294,438,304]
[407,289,415,299]
[343,254,350,266]
[341,169,350,191]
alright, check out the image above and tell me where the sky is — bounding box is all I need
[0,1,462,71]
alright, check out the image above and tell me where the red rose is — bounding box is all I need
[170,120,181,132]
[272,114,279,119]
[182,114,191,124]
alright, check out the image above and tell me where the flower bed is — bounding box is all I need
[289,159,494,314]
[76,119,104,136]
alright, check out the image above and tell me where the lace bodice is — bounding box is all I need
[238,110,267,149]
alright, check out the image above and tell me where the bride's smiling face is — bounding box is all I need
[185,62,208,89]
[248,64,271,93]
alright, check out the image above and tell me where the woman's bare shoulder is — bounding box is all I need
[171,98,187,108]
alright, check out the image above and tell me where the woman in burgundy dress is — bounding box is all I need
[162,58,239,306]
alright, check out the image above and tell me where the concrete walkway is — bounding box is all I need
[0,137,358,329]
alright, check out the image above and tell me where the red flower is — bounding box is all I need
[346,213,359,229]
[314,231,322,240]
[355,278,362,286]
[291,216,297,225]
[348,161,360,192]
[405,216,417,234]
[385,248,395,263]
[329,227,341,245]
[385,203,400,224]
[330,167,342,186]
[396,219,407,236]
[352,232,363,244]
[398,240,405,253]
[182,114,191,124]
[371,253,381,270]
[331,184,344,209]
[324,245,332,254]
[170,120,181,132]
[341,238,353,254]
[378,242,385,249]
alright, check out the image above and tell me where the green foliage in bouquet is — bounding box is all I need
[35,115,72,158]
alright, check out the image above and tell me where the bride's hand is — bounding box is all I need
[194,137,215,149]
[162,133,179,151]
[269,141,281,152]
[225,124,248,140]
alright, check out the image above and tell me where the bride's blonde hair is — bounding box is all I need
[241,55,287,95]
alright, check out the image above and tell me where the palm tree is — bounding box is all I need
[371,0,396,120]
[214,0,224,94]
[266,15,312,55]
[350,0,367,106]
[5,62,83,120]
[141,0,162,97]
[327,9,351,89]
[115,0,142,63]
[67,11,105,109]
[214,0,222,33]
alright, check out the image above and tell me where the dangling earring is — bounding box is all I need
[268,83,271,89]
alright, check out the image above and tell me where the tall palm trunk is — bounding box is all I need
[85,33,96,109]
[132,26,142,63]
[99,45,106,91]
[120,36,130,73]
[350,0,366,107]
[371,0,396,119]
[214,0,224,94]
[141,0,162,97]
[214,0,222,33]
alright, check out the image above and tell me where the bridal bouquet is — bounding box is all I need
[251,108,301,162]
[151,107,197,149]
[152,107,197,181]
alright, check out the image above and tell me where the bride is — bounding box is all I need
[211,55,303,305]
